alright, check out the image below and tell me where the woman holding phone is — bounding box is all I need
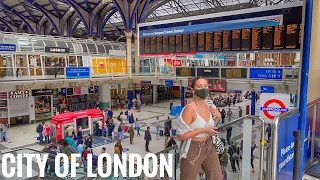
[177,77,222,180]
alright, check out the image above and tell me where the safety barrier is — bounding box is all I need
[270,100,320,180]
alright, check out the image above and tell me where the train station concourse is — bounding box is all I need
[0,0,319,180]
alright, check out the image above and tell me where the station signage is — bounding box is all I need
[0,44,16,52]
[9,90,29,99]
[259,93,290,123]
[32,89,53,96]
[45,47,70,53]
[250,68,283,80]
[165,80,174,86]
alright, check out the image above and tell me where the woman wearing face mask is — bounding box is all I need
[177,77,222,180]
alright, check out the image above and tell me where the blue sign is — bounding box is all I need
[0,44,16,52]
[276,112,298,180]
[194,54,204,59]
[260,107,288,112]
[94,86,99,93]
[140,15,282,38]
[261,86,275,93]
[165,80,174,86]
[66,67,90,79]
[61,88,67,96]
[250,68,283,80]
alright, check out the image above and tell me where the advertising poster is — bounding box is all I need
[74,87,81,95]
[187,78,226,92]
[108,58,127,73]
[92,58,107,74]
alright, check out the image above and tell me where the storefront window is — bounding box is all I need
[0,55,13,78]
[34,96,52,121]
[43,56,66,76]
[28,55,42,76]
[68,56,77,67]
[77,56,83,67]
[15,54,28,76]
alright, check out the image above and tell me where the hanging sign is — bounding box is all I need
[45,47,70,53]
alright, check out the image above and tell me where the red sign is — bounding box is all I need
[173,59,182,66]
[262,99,286,119]
[74,87,81,95]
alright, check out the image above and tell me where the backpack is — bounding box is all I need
[125,111,128,115]
[118,126,122,132]
[36,124,40,133]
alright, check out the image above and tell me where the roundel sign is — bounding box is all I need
[259,93,290,123]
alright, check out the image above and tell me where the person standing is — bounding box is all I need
[97,120,103,137]
[77,126,83,145]
[220,149,228,171]
[228,143,237,173]
[114,139,123,159]
[238,107,243,118]
[43,123,51,144]
[66,125,75,137]
[251,143,257,173]
[129,124,135,144]
[129,113,135,124]
[226,127,233,145]
[36,122,45,144]
[144,126,152,152]
[107,121,115,141]
[266,124,272,141]
[118,122,124,142]
[85,135,92,149]
[135,118,141,136]
[227,108,233,123]
[155,117,160,140]
[164,121,171,146]
[169,100,173,114]
[221,109,226,124]
[107,108,113,119]
[1,124,7,142]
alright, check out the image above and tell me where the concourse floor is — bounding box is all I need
[0,98,265,180]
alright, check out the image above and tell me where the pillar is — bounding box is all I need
[134,33,139,74]
[153,85,157,104]
[127,81,134,108]
[124,31,133,77]
[134,83,141,98]
[181,86,185,107]
[251,90,256,125]
[99,84,111,109]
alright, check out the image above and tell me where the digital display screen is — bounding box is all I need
[183,34,190,52]
[286,24,298,49]
[163,36,169,53]
[274,25,285,49]
[190,33,197,52]
[139,38,144,54]
[252,28,262,50]
[205,32,213,52]
[144,37,151,53]
[232,29,241,50]
[262,26,273,49]
[176,35,183,52]
[169,36,175,53]
[150,37,157,53]
[214,31,222,51]
[223,30,231,51]
[156,36,163,53]
[241,28,251,50]
[198,32,205,52]
[76,117,89,129]
[211,79,227,92]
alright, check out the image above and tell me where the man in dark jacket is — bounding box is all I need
[144,126,152,152]
[166,136,176,148]
[37,122,45,144]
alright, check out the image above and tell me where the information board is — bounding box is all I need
[205,32,213,52]
[156,36,163,53]
[196,68,219,77]
[66,67,90,79]
[223,30,231,51]
[250,68,283,80]
[232,29,241,50]
[183,34,190,52]
[221,68,247,78]
[214,31,222,51]
[144,37,151,54]
[252,28,262,50]
[263,26,273,50]
[241,28,251,50]
[176,67,196,77]
[274,25,285,49]
[286,24,298,49]
[176,35,183,52]
[163,36,169,53]
[169,36,176,53]
[198,32,205,52]
[139,38,145,54]
[190,33,197,52]
[151,37,157,54]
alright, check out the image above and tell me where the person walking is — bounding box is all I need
[114,139,123,159]
[221,109,226,124]
[220,149,228,171]
[226,127,233,145]
[164,121,171,146]
[227,108,233,123]
[251,143,257,173]
[238,107,243,118]
[155,117,160,140]
[135,118,141,136]
[36,122,45,144]
[118,122,124,142]
[107,108,113,119]
[144,126,152,152]
[129,124,135,144]
[107,121,115,142]
[228,143,237,173]
[266,124,272,141]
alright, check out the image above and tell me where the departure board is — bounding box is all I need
[190,33,197,52]
[274,25,285,49]
[156,37,163,53]
[241,29,251,50]
[214,31,222,51]
[223,30,231,51]
[176,35,183,52]
[232,29,241,50]
[169,36,175,53]
[252,28,262,50]
[286,24,298,49]
[139,38,145,54]
[163,36,169,53]
[205,32,213,52]
[263,26,273,49]
[144,37,151,54]
[183,34,190,52]
[150,37,157,54]
[198,32,205,52]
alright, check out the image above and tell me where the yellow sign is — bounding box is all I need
[108,58,127,74]
[92,58,107,74]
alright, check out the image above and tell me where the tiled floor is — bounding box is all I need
[0,98,281,179]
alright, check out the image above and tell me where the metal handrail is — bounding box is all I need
[218,115,265,180]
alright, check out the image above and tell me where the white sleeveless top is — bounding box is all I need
[187,104,215,137]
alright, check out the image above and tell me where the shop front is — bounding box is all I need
[8,90,30,125]
[110,84,127,108]
[140,81,153,104]
[31,89,54,122]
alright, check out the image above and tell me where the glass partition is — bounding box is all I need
[96,43,105,54]
[17,37,32,52]
[3,35,18,47]
[42,56,66,76]
[28,55,42,76]
[43,40,56,47]
[81,43,88,53]
[15,54,28,77]
[0,55,13,78]
[87,43,97,54]
[31,38,45,52]
[56,40,68,48]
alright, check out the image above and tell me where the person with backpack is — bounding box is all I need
[118,122,124,142]
[228,142,240,173]
[128,113,135,124]
[36,122,45,144]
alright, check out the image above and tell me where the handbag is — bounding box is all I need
[214,136,225,154]
[231,147,240,160]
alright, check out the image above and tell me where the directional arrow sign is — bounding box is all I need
[66,67,90,79]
